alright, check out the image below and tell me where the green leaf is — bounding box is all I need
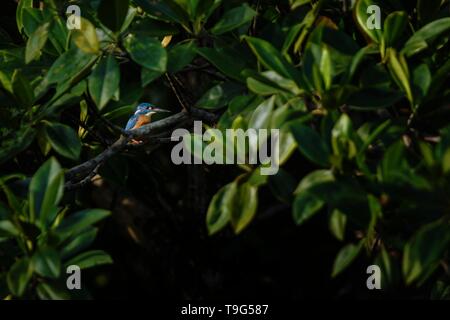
[141,68,164,87]
[294,170,335,195]
[22,7,43,37]
[248,96,275,130]
[167,41,197,73]
[12,69,34,109]
[0,127,36,165]
[98,0,130,32]
[293,191,324,225]
[25,22,49,64]
[383,11,408,48]
[65,250,113,269]
[402,18,450,57]
[0,220,20,237]
[40,47,96,90]
[247,70,302,96]
[197,47,246,82]
[7,258,33,297]
[268,168,296,203]
[374,247,398,289]
[354,0,383,43]
[123,33,167,72]
[36,282,70,300]
[61,228,98,260]
[278,124,297,165]
[56,209,111,238]
[44,122,82,160]
[29,158,64,225]
[88,55,120,110]
[206,182,237,235]
[247,77,285,96]
[230,182,258,234]
[403,220,450,285]
[329,209,347,241]
[42,7,68,54]
[195,82,243,110]
[210,3,256,35]
[72,18,100,54]
[32,248,61,279]
[332,242,363,277]
[290,123,330,167]
[331,113,358,159]
[245,36,302,87]
[133,0,190,27]
[412,64,431,102]
[0,70,13,94]
[292,169,335,224]
[130,16,180,37]
[16,0,33,33]
[387,49,413,104]
[320,45,332,90]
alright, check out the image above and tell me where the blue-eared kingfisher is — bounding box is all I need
[125,103,171,131]
[125,102,171,144]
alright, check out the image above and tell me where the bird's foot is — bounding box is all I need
[130,139,143,145]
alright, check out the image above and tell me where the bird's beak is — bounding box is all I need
[152,108,171,113]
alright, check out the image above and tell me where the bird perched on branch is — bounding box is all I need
[125,102,171,144]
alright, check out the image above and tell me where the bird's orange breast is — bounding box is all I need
[132,115,151,130]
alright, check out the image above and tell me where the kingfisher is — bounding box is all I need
[125,102,171,143]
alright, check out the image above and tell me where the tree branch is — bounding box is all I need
[64,108,218,190]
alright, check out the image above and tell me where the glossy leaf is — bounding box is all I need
[41,47,96,89]
[402,18,450,57]
[32,248,61,279]
[383,11,408,48]
[354,0,383,43]
[245,36,302,86]
[329,209,347,241]
[293,192,324,225]
[294,170,335,195]
[29,158,64,225]
[168,41,197,73]
[88,55,120,110]
[403,221,450,285]
[290,123,330,167]
[56,209,111,238]
[61,228,98,260]
[248,96,275,130]
[72,18,100,54]
[230,182,258,234]
[25,22,49,64]
[44,122,82,160]
[0,220,19,237]
[36,283,70,300]
[210,3,256,35]
[12,69,34,109]
[65,250,113,270]
[7,258,32,297]
[332,242,363,277]
[196,82,243,110]
[123,33,167,72]
[197,47,246,82]
[387,49,413,104]
[206,182,236,235]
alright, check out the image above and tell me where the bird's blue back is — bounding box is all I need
[125,103,157,131]
[125,114,139,131]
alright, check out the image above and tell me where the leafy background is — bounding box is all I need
[0,0,450,299]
